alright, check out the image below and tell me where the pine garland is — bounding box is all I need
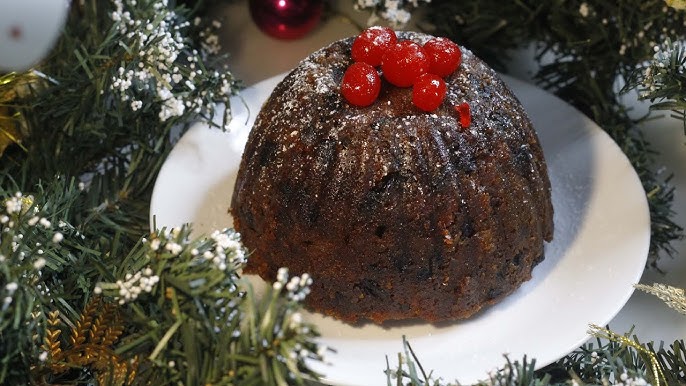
[388,328,686,385]
[0,0,324,384]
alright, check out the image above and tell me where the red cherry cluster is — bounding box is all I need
[340,27,463,113]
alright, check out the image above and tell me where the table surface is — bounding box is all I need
[216,0,686,378]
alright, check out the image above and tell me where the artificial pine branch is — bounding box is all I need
[627,38,686,129]
[0,0,326,384]
[1,0,240,250]
[387,330,685,385]
[92,227,324,385]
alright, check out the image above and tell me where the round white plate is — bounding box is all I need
[149,73,650,385]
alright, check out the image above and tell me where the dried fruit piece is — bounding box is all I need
[455,102,471,127]
[413,73,447,111]
[423,37,462,78]
[351,26,397,66]
[381,40,429,87]
[341,62,381,107]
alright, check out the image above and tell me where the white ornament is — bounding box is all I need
[0,0,70,71]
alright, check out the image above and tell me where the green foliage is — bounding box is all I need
[628,38,686,129]
[0,178,94,382]
[388,331,686,385]
[2,0,239,243]
[92,228,323,386]
[0,0,322,385]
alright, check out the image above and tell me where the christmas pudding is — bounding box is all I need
[231,28,554,324]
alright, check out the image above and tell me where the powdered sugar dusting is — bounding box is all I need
[235,32,552,228]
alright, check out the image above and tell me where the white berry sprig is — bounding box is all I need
[108,0,239,128]
[94,226,247,304]
[354,0,430,27]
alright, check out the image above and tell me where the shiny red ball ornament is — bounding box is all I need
[249,0,323,40]
[413,73,447,111]
[341,62,381,107]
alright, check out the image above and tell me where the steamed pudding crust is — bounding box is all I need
[231,32,553,324]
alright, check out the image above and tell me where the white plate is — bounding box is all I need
[149,73,650,385]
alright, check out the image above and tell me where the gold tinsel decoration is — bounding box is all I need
[589,324,667,386]
[0,73,24,157]
[635,283,686,315]
[0,106,22,157]
[0,71,45,158]
[40,297,137,385]
[666,0,686,10]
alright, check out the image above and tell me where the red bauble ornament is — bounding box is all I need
[249,0,323,40]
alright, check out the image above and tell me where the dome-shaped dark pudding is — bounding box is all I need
[231,32,553,324]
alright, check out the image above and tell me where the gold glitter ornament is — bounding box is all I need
[0,72,34,157]
[589,324,667,386]
[0,108,24,156]
[666,0,686,10]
